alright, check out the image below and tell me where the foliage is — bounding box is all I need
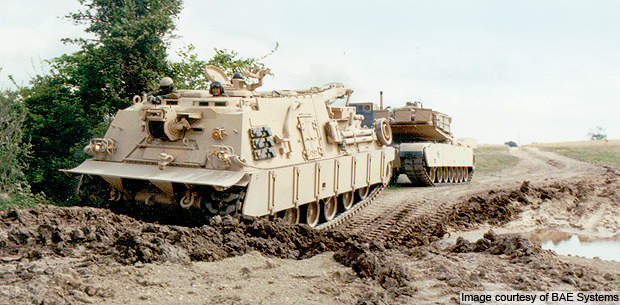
[0,89,30,195]
[587,126,607,141]
[64,0,183,114]
[504,141,518,147]
[210,43,279,77]
[207,42,278,78]
[168,44,209,89]
[169,42,279,89]
[0,193,48,211]
[20,71,90,202]
[16,0,182,203]
[0,87,48,209]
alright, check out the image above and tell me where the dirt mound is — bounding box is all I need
[382,178,612,248]
[333,238,414,297]
[384,215,448,248]
[0,205,337,263]
[446,180,574,229]
[449,230,543,262]
[400,231,618,294]
[0,204,413,301]
[381,181,559,248]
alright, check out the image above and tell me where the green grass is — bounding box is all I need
[532,140,620,167]
[474,145,520,174]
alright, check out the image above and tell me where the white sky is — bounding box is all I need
[1,0,619,144]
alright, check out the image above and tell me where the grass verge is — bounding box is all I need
[532,140,620,167]
[474,145,520,174]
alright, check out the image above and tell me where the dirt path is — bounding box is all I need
[1,147,618,305]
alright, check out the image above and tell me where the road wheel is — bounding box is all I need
[281,207,300,224]
[303,201,320,227]
[339,191,355,211]
[321,196,337,222]
[356,186,369,201]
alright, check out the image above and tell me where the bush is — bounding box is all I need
[0,89,48,209]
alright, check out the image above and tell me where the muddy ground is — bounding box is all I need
[1,146,619,305]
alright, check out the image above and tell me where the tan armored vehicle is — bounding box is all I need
[351,99,473,186]
[66,66,395,227]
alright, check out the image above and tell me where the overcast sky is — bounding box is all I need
[1,0,619,144]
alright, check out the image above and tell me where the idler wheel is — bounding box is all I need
[321,196,337,221]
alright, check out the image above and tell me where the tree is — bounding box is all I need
[18,0,183,202]
[168,44,210,90]
[587,126,607,141]
[207,42,278,77]
[0,85,47,209]
[169,43,279,90]
[64,0,183,114]
[0,88,30,196]
[20,71,89,202]
[504,141,518,147]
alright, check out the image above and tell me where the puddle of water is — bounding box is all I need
[541,235,620,262]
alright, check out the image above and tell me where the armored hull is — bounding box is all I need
[67,67,394,227]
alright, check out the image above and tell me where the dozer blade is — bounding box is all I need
[63,160,246,187]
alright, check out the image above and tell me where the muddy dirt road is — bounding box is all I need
[1,147,619,305]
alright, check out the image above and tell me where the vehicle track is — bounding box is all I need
[335,187,455,243]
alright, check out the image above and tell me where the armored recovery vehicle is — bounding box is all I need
[66,66,395,227]
[351,99,474,186]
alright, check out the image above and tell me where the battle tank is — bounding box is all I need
[65,66,395,227]
[350,98,474,186]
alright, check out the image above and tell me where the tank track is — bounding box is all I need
[77,174,387,229]
[315,183,386,231]
[399,152,473,187]
[336,194,454,244]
